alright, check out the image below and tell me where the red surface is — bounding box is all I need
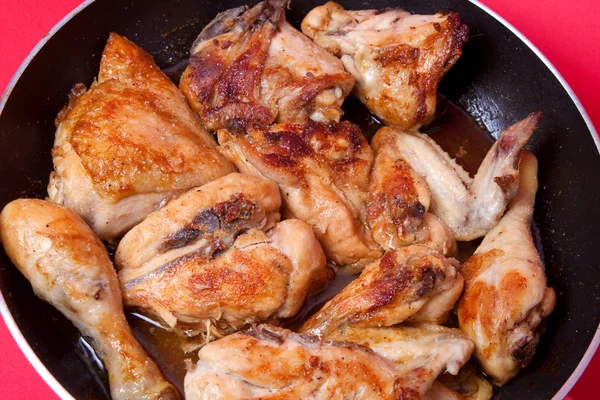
[0,0,598,399]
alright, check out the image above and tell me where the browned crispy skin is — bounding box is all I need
[457,152,556,385]
[218,121,382,271]
[180,0,354,131]
[368,127,457,255]
[0,199,178,400]
[368,157,427,247]
[116,173,328,333]
[185,324,420,400]
[48,33,234,240]
[302,2,468,130]
[327,324,474,399]
[299,245,464,338]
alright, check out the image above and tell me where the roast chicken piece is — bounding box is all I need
[373,113,541,241]
[218,121,382,271]
[368,129,457,255]
[48,33,235,241]
[300,245,464,338]
[302,2,468,130]
[457,152,556,385]
[327,324,474,397]
[180,0,354,131]
[185,324,461,400]
[116,173,328,335]
[0,199,178,400]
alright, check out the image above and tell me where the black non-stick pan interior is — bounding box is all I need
[1,0,599,399]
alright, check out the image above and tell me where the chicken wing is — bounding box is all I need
[372,113,541,241]
[180,0,354,131]
[302,2,468,130]
[185,324,456,400]
[116,173,328,336]
[218,121,382,271]
[457,151,556,384]
[0,199,178,400]
[368,129,457,255]
[299,245,464,338]
[326,324,474,397]
[48,33,234,240]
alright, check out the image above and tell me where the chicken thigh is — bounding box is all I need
[218,121,382,271]
[457,152,556,384]
[116,173,328,336]
[48,33,234,240]
[373,113,541,241]
[302,2,468,130]
[0,199,178,400]
[300,245,464,339]
[185,324,458,400]
[180,0,354,131]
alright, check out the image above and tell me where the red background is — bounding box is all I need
[0,0,598,399]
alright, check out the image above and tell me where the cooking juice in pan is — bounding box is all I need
[121,94,495,395]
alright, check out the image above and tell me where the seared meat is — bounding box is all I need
[327,324,474,397]
[180,0,354,131]
[0,199,178,400]
[368,129,456,255]
[457,152,556,385]
[116,173,328,335]
[371,113,541,241]
[48,33,234,240]
[299,245,464,338]
[185,324,455,400]
[302,2,468,130]
[218,121,382,271]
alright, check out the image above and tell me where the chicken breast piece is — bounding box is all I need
[218,121,382,271]
[372,113,541,241]
[368,129,457,255]
[0,199,178,400]
[327,324,474,397]
[299,245,464,339]
[180,0,354,131]
[48,33,234,240]
[185,324,445,400]
[116,173,328,335]
[302,2,468,130]
[457,152,556,385]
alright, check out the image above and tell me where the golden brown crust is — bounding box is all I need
[185,324,402,399]
[252,121,372,179]
[218,121,381,268]
[55,33,234,202]
[368,157,426,247]
[180,0,353,131]
[459,249,505,286]
[302,4,468,130]
[300,245,461,338]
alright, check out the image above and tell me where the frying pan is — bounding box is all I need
[1,0,598,399]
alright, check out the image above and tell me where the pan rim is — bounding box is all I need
[464,3,600,398]
[0,0,598,399]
